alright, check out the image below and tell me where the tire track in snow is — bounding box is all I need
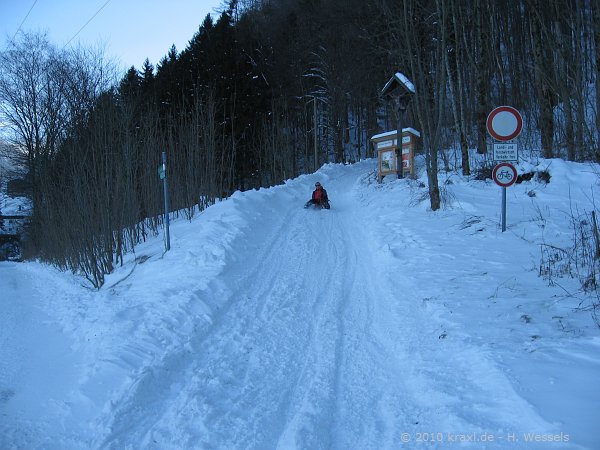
[322,181,418,450]
[96,197,308,448]
[158,206,346,449]
[273,208,353,450]
[99,186,358,448]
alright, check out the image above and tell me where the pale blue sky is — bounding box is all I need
[0,0,223,70]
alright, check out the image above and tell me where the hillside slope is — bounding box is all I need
[1,159,599,449]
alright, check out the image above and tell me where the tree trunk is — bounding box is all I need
[475,0,491,155]
[593,0,600,160]
[529,0,555,158]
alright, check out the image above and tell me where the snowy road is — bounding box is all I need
[2,160,596,449]
[101,167,415,448]
[98,164,564,449]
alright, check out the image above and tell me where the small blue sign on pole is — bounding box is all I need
[161,151,170,251]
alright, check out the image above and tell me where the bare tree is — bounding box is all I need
[474,0,492,156]
[527,0,556,159]
[445,0,471,175]
[0,32,60,192]
[0,32,114,200]
[593,0,600,160]
[402,0,447,210]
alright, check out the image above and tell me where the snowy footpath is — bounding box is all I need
[1,159,599,449]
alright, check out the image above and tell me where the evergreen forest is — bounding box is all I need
[1,0,599,287]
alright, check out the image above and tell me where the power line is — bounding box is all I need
[11,0,39,42]
[63,0,112,49]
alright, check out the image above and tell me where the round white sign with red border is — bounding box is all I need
[487,106,523,142]
[492,162,517,187]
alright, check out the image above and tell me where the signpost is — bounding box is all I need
[492,162,517,232]
[487,106,523,232]
[159,151,170,251]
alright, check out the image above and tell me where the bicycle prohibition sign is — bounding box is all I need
[492,163,517,188]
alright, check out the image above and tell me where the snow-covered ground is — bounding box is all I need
[1,158,599,449]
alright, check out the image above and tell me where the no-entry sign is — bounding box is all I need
[487,106,523,142]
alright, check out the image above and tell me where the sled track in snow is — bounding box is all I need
[98,170,411,449]
[99,166,560,450]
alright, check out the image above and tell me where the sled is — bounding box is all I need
[304,201,330,210]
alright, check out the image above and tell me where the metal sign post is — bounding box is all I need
[159,151,171,251]
[502,186,507,231]
[492,163,517,232]
[487,106,523,233]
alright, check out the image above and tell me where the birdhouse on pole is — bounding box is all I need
[381,72,416,107]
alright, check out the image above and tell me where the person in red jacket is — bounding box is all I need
[304,181,330,209]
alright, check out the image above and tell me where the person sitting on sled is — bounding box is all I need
[304,181,330,209]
